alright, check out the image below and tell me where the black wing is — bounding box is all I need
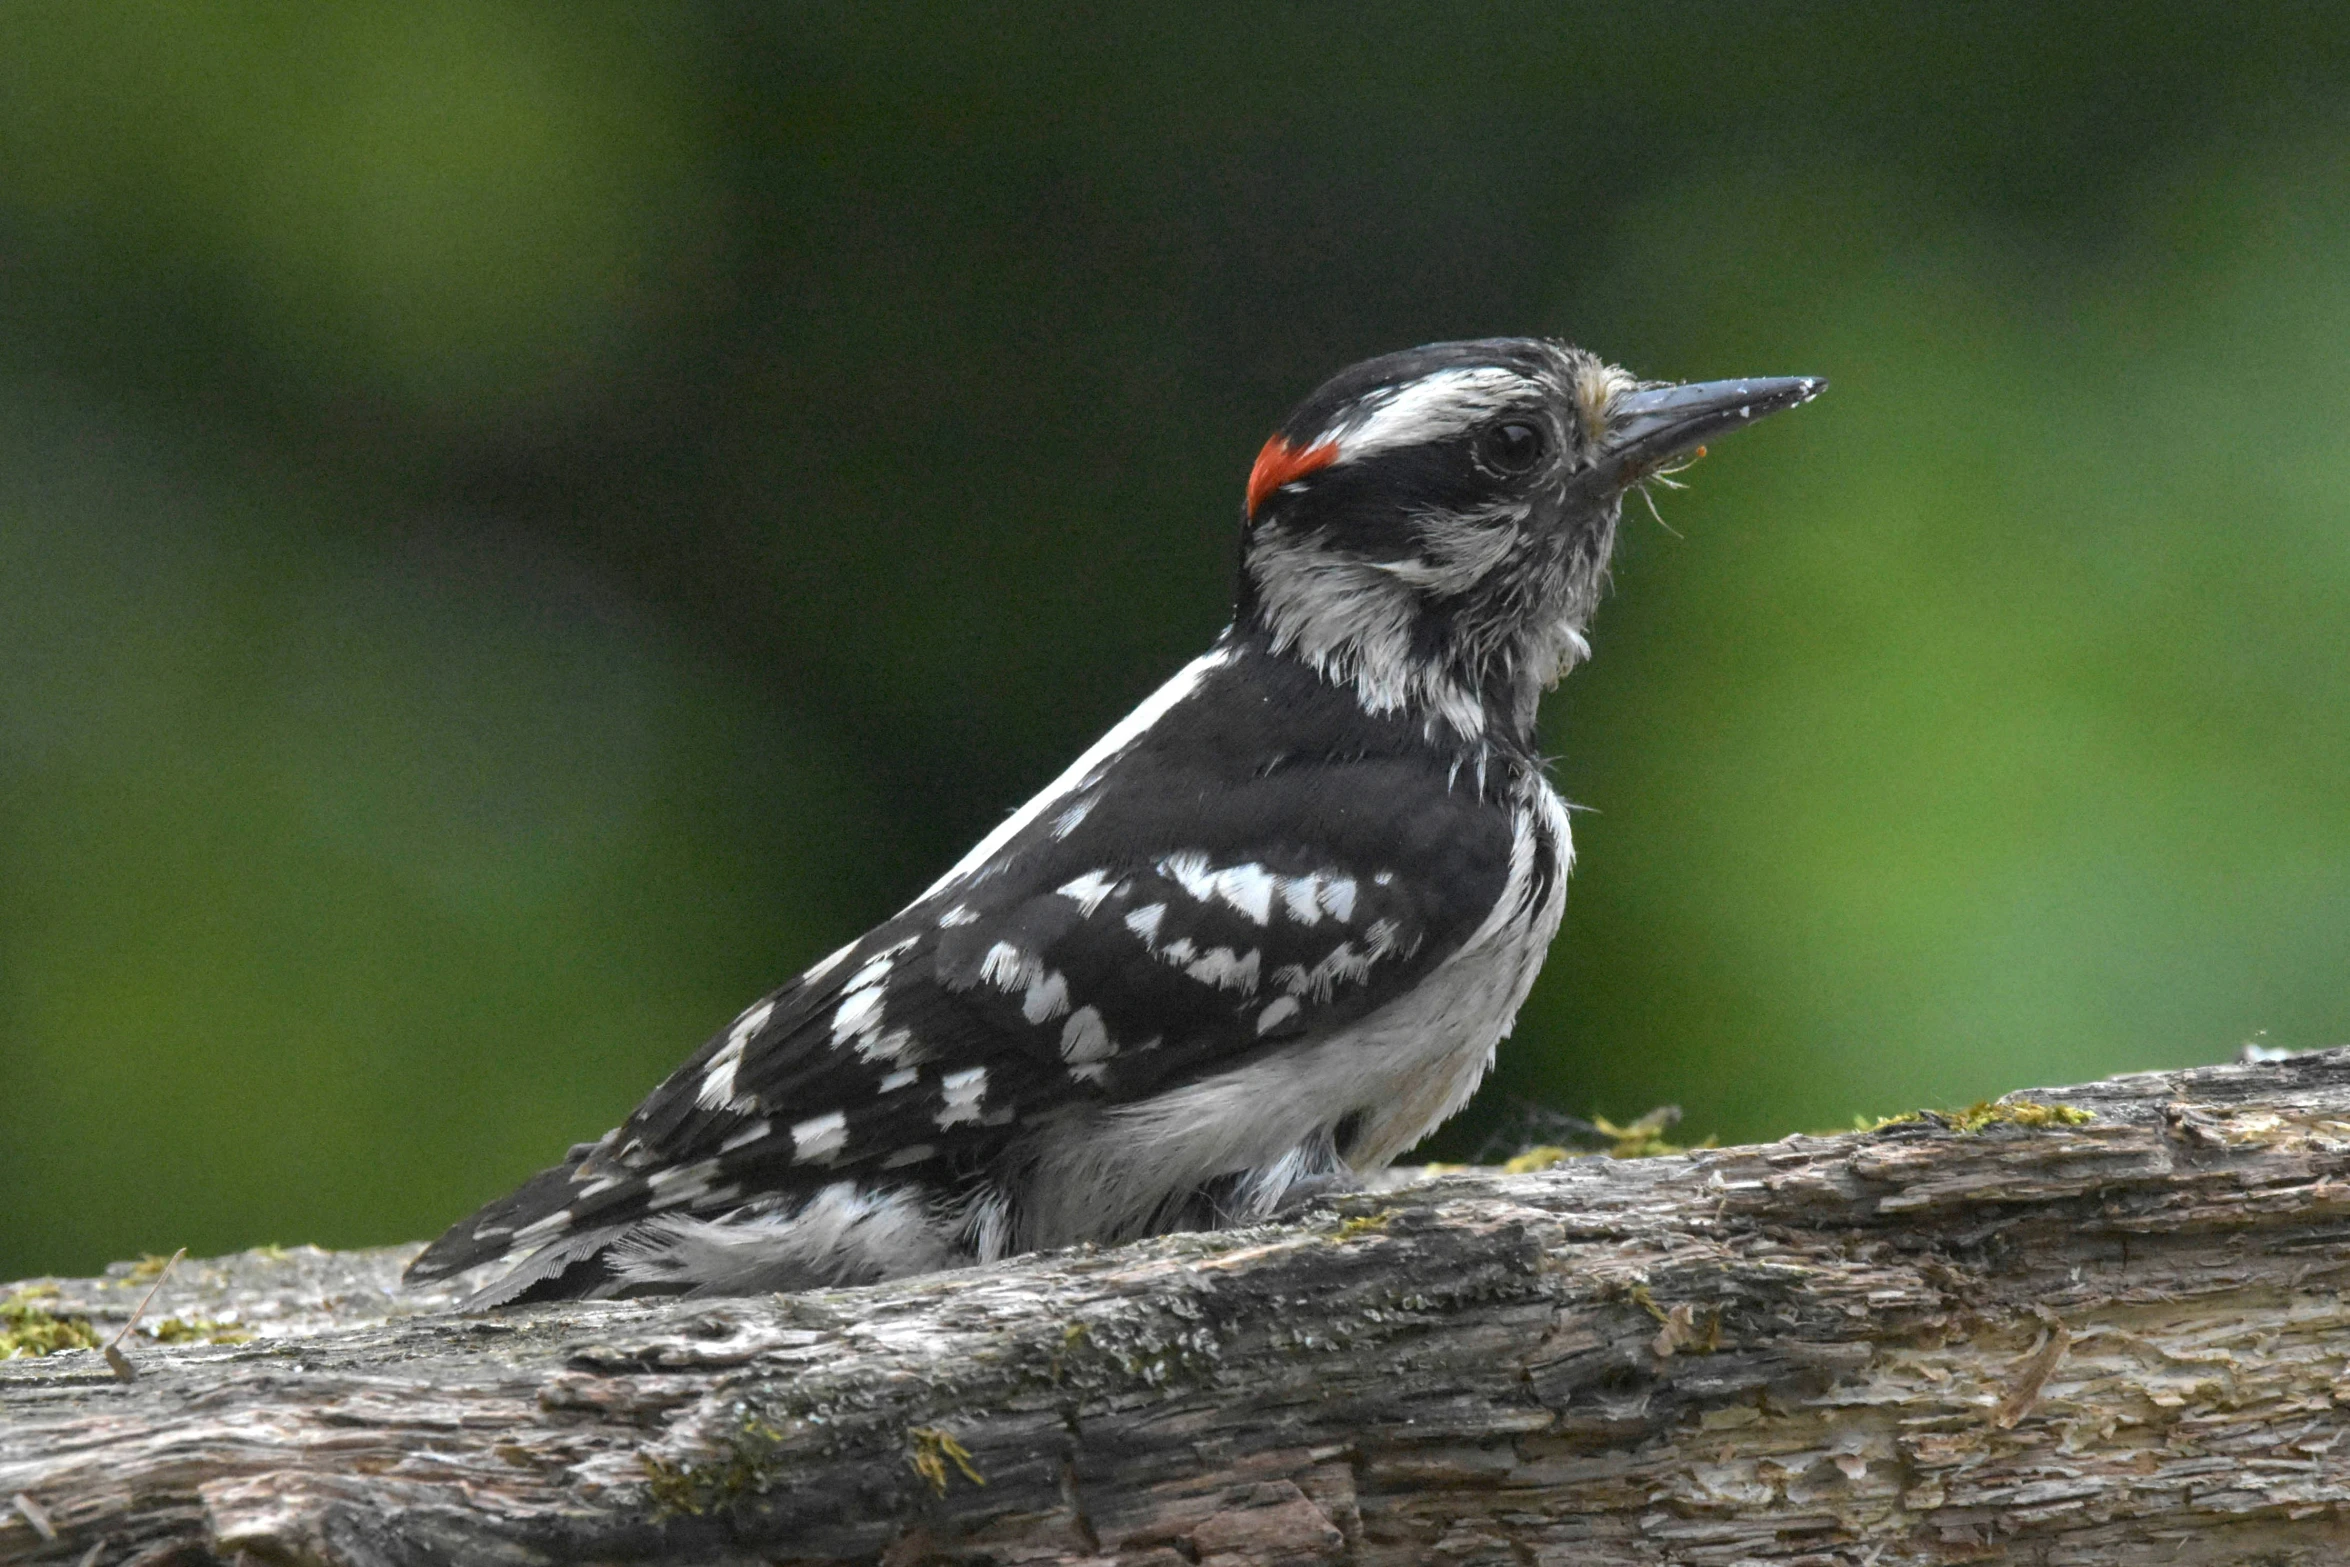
[407,645,1540,1289]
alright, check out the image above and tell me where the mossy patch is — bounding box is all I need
[1500,1108,1714,1170]
[1,1287,103,1359]
[907,1427,984,1495]
[1855,1099,2095,1134]
[145,1315,255,1347]
[1952,1098,2095,1132]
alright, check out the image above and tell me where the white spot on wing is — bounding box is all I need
[1257,995,1302,1034]
[938,904,978,928]
[1159,850,1217,904]
[976,941,1070,1023]
[830,985,885,1047]
[1124,903,1166,945]
[1184,946,1261,993]
[879,1067,919,1092]
[696,1035,748,1111]
[1051,796,1096,839]
[937,1066,988,1127]
[1060,1005,1115,1063]
[1057,870,1119,916]
[882,1143,936,1168]
[1280,873,1324,925]
[979,941,1028,991]
[1273,927,1397,1002]
[790,1111,848,1164]
[1212,863,1276,925]
[859,1027,916,1064]
[1022,968,1070,1024]
[1317,875,1358,922]
[513,1208,574,1243]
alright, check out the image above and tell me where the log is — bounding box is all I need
[6,1051,2350,1566]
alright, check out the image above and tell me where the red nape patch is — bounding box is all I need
[1245,435,1339,519]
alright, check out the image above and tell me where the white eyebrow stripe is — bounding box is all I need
[1318,366,1536,462]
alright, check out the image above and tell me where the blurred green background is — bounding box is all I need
[5,4,2348,1280]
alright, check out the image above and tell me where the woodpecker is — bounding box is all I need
[407,338,1823,1305]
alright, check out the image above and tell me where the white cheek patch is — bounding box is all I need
[1319,366,1538,465]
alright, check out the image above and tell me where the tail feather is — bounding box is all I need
[453,1221,641,1308]
[406,1159,603,1284]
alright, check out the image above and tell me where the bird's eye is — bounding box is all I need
[1478,420,1546,474]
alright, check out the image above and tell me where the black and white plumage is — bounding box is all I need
[406,338,1823,1305]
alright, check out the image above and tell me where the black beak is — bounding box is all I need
[1585,375,1826,489]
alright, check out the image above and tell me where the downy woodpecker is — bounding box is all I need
[407,338,1823,1304]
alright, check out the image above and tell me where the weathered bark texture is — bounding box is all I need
[8,1052,2350,1566]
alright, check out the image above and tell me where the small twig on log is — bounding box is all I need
[96,1247,183,1384]
[4,1498,52,1546]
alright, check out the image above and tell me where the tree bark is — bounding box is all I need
[7,1052,2350,1567]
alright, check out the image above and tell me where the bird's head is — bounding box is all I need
[1235,337,1822,748]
